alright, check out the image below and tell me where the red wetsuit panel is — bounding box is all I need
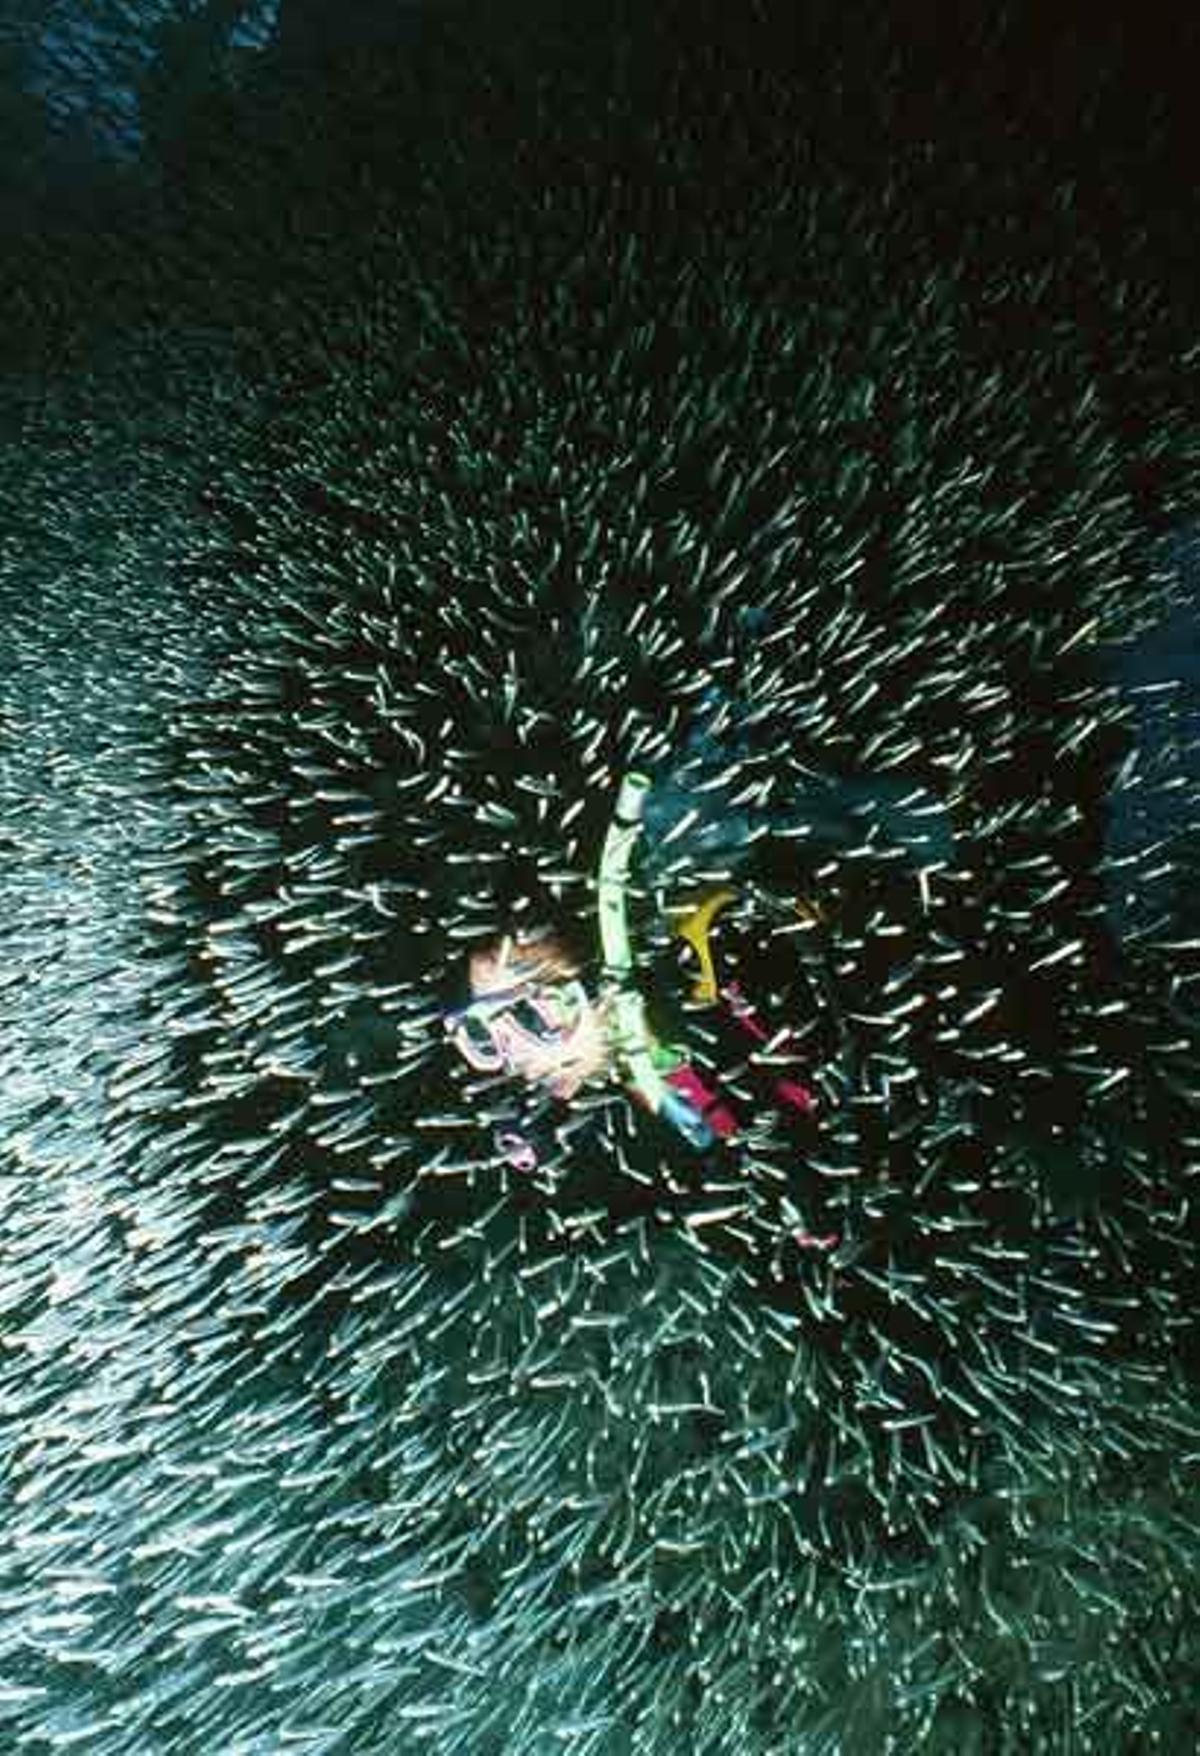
[663,1064,740,1138]
[719,981,818,1115]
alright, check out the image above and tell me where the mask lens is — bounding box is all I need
[510,996,551,1037]
[465,1013,501,1053]
[446,1002,505,1069]
[558,981,585,1026]
[447,978,591,1074]
[525,981,586,1042]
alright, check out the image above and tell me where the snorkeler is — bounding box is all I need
[443,748,954,1184]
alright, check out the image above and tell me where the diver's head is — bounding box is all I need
[444,924,616,1099]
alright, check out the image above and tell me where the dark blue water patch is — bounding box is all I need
[24,0,280,159]
[1096,525,1200,946]
[640,682,956,889]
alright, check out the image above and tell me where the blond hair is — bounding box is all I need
[470,924,585,992]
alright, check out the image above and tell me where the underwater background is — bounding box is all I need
[1,3,1197,1751]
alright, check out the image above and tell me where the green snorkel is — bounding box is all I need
[598,771,715,1149]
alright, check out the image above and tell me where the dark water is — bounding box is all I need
[1098,527,1200,944]
[2,6,1198,1754]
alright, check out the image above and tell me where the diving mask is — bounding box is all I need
[443,977,591,1075]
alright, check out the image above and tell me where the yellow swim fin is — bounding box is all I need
[669,886,739,1005]
[669,887,825,1005]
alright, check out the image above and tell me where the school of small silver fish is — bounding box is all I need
[1,6,1197,1753]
